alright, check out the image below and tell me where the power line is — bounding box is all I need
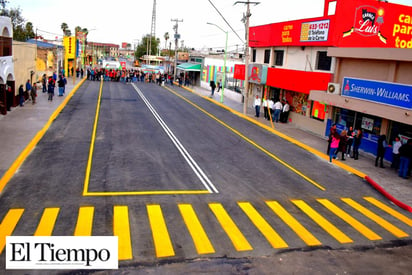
[207,0,244,44]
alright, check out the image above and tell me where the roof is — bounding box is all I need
[176,63,201,72]
[26,39,62,49]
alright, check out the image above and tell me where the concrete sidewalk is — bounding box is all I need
[0,79,410,210]
[188,85,412,209]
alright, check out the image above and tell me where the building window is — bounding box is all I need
[274,50,284,66]
[316,51,332,71]
[252,49,256,62]
[264,49,270,64]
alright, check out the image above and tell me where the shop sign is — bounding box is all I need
[248,64,267,85]
[300,19,330,42]
[342,77,412,109]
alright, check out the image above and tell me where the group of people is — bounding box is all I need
[327,125,363,162]
[18,79,36,106]
[254,96,290,123]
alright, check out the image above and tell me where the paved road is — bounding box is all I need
[0,80,411,270]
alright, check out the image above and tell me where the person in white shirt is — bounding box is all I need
[268,98,275,121]
[273,99,283,122]
[281,100,290,123]
[391,136,402,170]
[253,95,261,117]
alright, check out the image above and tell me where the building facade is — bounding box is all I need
[235,0,412,160]
[0,16,14,115]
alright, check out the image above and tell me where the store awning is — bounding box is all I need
[176,63,201,72]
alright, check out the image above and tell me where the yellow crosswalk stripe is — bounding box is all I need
[0,208,24,254]
[342,198,409,238]
[364,197,412,227]
[74,206,94,236]
[34,208,59,236]
[317,199,381,241]
[147,204,175,258]
[209,203,253,251]
[292,200,353,244]
[113,206,133,260]
[178,204,215,254]
[266,201,322,246]
[238,202,288,249]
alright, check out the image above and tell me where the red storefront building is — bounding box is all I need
[235,0,412,159]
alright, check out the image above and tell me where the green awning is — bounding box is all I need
[176,63,201,72]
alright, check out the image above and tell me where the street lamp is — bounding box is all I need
[207,22,228,104]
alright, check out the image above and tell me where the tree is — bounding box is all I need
[134,35,160,60]
[61,22,71,36]
[2,6,34,41]
[164,32,169,50]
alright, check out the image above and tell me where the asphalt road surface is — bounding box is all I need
[0,80,411,273]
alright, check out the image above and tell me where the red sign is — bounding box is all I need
[120,61,126,70]
[249,0,412,49]
[234,64,245,80]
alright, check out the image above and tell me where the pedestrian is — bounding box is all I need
[273,99,283,122]
[48,77,55,101]
[18,84,24,106]
[327,124,337,155]
[338,129,348,160]
[353,129,363,160]
[216,81,221,93]
[346,126,354,157]
[262,97,268,120]
[329,131,340,162]
[281,100,290,123]
[30,82,37,104]
[398,139,412,179]
[25,79,32,101]
[375,134,387,168]
[268,98,274,121]
[42,74,47,93]
[253,95,261,117]
[391,136,402,170]
[58,75,65,96]
[210,80,216,97]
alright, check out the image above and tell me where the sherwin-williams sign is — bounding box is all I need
[342,77,412,109]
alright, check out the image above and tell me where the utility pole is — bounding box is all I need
[235,1,260,114]
[171,18,183,82]
[149,0,157,61]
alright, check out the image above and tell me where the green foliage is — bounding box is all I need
[2,7,35,41]
[134,35,160,60]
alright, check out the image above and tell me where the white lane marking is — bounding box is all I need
[132,84,219,193]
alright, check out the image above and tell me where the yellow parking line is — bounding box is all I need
[0,208,24,254]
[209,203,253,251]
[113,206,133,260]
[83,190,210,196]
[342,198,409,238]
[364,197,412,227]
[238,202,288,249]
[147,204,175,258]
[178,204,215,254]
[74,206,94,236]
[266,201,322,246]
[34,208,60,236]
[292,200,353,244]
[317,199,381,241]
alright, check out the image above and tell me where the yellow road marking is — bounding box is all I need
[178,204,215,254]
[266,201,322,246]
[292,200,353,244]
[0,79,86,194]
[317,199,381,241]
[34,208,60,236]
[83,79,104,196]
[209,203,253,251]
[165,86,325,191]
[74,206,94,236]
[83,190,210,196]
[113,206,133,260]
[342,198,409,238]
[0,209,24,254]
[238,202,288,249]
[364,197,412,227]
[147,204,175,258]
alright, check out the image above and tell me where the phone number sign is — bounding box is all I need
[300,19,330,42]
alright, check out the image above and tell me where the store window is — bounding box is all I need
[311,101,326,121]
[334,108,381,135]
[284,90,308,116]
[252,49,257,62]
[389,121,412,144]
[264,49,270,64]
[274,50,284,66]
[316,51,332,71]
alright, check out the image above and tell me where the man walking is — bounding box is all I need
[253,95,261,117]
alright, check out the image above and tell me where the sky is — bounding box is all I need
[9,0,412,52]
